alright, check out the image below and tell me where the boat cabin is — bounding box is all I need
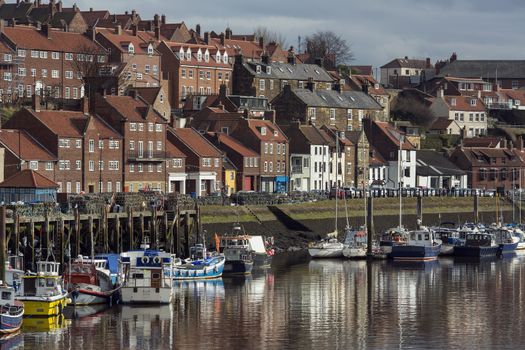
[36,261,60,276]
[408,230,439,246]
[220,236,251,252]
[465,233,494,247]
[64,263,98,287]
[19,274,62,297]
[492,229,514,245]
[120,251,173,289]
[190,244,207,260]
[0,285,16,307]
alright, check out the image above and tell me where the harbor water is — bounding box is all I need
[13,254,525,349]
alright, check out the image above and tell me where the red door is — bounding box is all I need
[244,176,252,190]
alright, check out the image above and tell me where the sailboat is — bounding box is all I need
[343,192,367,259]
[309,134,345,258]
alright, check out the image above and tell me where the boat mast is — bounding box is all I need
[399,134,404,230]
[335,131,339,234]
[0,206,5,286]
[363,136,367,232]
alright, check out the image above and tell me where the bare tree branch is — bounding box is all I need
[254,26,287,48]
[305,31,353,69]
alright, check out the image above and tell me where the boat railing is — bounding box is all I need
[1,304,23,316]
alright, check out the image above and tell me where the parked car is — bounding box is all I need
[329,187,346,199]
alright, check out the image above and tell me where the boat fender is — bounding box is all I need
[142,256,149,264]
[153,256,161,264]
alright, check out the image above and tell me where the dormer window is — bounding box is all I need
[186,48,192,61]
[179,48,185,60]
[273,130,278,137]
[128,43,135,54]
[266,66,272,74]
[470,99,477,106]
[147,44,154,55]
[450,98,457,106]
[261,126,267,135]
[223,53,228,64]
[204,49,210,62]
[216,52,221,62]
[197,49,202,62]
[256,65,261,74]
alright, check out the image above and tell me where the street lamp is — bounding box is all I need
[398,134,405,230]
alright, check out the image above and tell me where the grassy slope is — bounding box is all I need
[200,197,509,224]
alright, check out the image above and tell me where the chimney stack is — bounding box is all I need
[306,77,315,92]
[287,46,296,65]
[361,81,369,94]
[195,24,201,37]
[225,27,232,39]
[219,84,227,98]
[128,90,138,100]
[426,57,431,68]
[219,33,225,46]
[438,88,444,98]
[0,20,4,35]
[42,23,51,38]
[261,53,269,65]
[161,14,166,25]
[314,57,324,68]
[259,36,264,49]
[203,31,209,44]
[81,96,89,114]
[115,25,122,35]
[32,91,41,112]
[477,90,481,99]
[519,135,524,150]
[502,138,508,149]
[132,23,138,36]
[154,14,161,39]
[57,0,62,12]
[87,25,96,41]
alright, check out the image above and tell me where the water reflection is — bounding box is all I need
[17,254,525,349]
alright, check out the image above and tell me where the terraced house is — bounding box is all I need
[0,22,106,103]
[93,93,168,192]
[232,52,335,102]
[4,96,123,193]
[272,84,383,131]
[157,40,232,108]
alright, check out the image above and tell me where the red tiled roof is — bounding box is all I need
[97,28,156,54]
[443,95,486,112]
[499,89,525,102]
[0,169,58,189]
[166,140,186,158]
[78,10,110,26]
[103,95,166,123]
[0,40,13,54]
[209,37,262,59]
[30,110,88,137]
[462,137,502,148]
[209,132,258,157]
[3,25,102,53]
[169,127,222,157]
[369,146,387,166]
[246,119,287,142]
[374,121,416,150]
[429,117,454,130]
[0,129,56,161]
[130,87,161,105]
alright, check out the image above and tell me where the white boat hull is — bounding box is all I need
[71,291,109,306]
[516,242,525,250]
[343,247,367,258]
[439,245,455,256]
[308,248,344,258]
[120,287,172,304]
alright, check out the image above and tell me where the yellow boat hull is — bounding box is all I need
[22,315,70,332]
[18,296,69,317]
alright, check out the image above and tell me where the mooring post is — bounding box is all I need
[367,195,374,256]
[75,208,80,258]
[88,215,94,259]
[14,211,19,256]
[29,218,35,271]
[163,211,168,251]
[151,207,158,250]
[103,207,109,253]
[184,212,190,258]
[0,207,6,284]
[128,208,134,250]
[58,217,65,272]
[139,213,145,246]
[174,206,180,255]
[44,211,50,259]
[416,195,423,229]
[473,194,479,224]
[115,216,121,254]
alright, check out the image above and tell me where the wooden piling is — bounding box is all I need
[14,211,20,256]
[0,207,6,283]
[75,208,80,258]
[58,217,65,271]
[366,195,374,256]
[29,218,35,270]
[44,211,50,259]
[184,212,190,258]
[128,208,134,250]
[88,215,94,259]
[140,213,145,246]
[103,207,109,253]
[115,216,121,254]
[473,194,479,224]
[163,211,168,251]
[416,195,423,229]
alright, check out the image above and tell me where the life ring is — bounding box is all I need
[153,256,161,264]
[141,256,149,264]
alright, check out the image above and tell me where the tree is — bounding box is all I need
[254,26,287,48]
[391,96,436,127]
[304,31,353,69]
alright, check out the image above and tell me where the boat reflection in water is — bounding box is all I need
[63,303,109,320]
[174,279,225,299]
[118,304,174,349]
[0,331,22,350]
[22,314,69,333]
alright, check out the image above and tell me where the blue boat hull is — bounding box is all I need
[390,245,440,261]
[454,245,499,257]
[0,313,23,334]
[170,257,225,281]
[499,242,519,255]
[223,260,253,275]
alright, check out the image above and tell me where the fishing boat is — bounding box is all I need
[119,242,174,304]
[16,261,69,316]
[64,257,118,306]
[492,227,519,255]
[454,232,499,258]
[432,227,461,256]
[0,285,23,335]
[170,244,225,280]
[220,235,254,275]
[379,227,409,255]
[94,254,121,285]
[390,229,441,261]
[342,227,367,259]
[222,224,274,269]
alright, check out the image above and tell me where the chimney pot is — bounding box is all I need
[115,25,122,35]
[195,24,201,36]
[203,31,209,45]
[161,15,166,25]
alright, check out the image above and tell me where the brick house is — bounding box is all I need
[320,126,356,188]
[129,86,171,120]
[165,139,187,194]
[0,128,57,181]
[95,26,161,94]
[448,141,525,191]
[204,132,260,192]
[0,22,107,103]
[380,56,432,88]
[272,84,383,131]
[190,106,244,134]
[167,127,223,196]
[5,96,123,193]
[430,91,487,137]
[230,118,288,192]
[232,54,335,102]
[157,40,232,108]
[93,93,168,192]
[345,74,390,121]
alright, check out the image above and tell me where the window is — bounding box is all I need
[116,182,121,192]
[129,141,135,150]
[17,49,26,57]
[214,158,219,168]
[130,123,137,131]
[88,160,94,171]
[64,87,70,99]
[107,182,112,193]
[470,99,477,106]
[89,139,95,153]
[512,80,519,89]
[138,123,144,131]
[109,161,119,170]
[189,69,194,79]
[173,159,182,167]
[3,54,12,62]
[199,71,204,80]
[148,164,153,172]
[148,122,154,132]
[147,44,154,55]
[52,52,59,60]
[29,161,38,170]
[73,88,78,99]
[136,73,143,80]
[65,53,73,60]
[269,162,273,172]
[330,108,336,121]
[264,143,268,154]
[3,72,11,81]
[130,164,135,172]
[52,70,59,78]
[218,72,222,80]
[269,143,274,154]
[157,141,162,151]
[469,113,474,122]
[26,85,32,97]
[202,158,211,167]
[128,43,135,54]
[99,160,104,170]
[156,124,162,132]
[259,79,266,91]
[153,65,158,74]
[206,71,211,80]
[46,162,53,171]
[18,68,26,76]
[41,69,47,78]
[65,71,73,79]
[76,160,81,170]
[97,140,103,149]
[145,64,150,74]
[264,161,268,172]
[308,108,317,121]
[31,68,36,77]
[277,143,281,155]
[75,139,81,148]
[66,182,72,193]
[269,80,274,90]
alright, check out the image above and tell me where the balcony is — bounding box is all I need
[127,151,167,162]
[487,102,513,110]
[291,165,303,174]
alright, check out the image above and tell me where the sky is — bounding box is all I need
[74,0,525,69]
